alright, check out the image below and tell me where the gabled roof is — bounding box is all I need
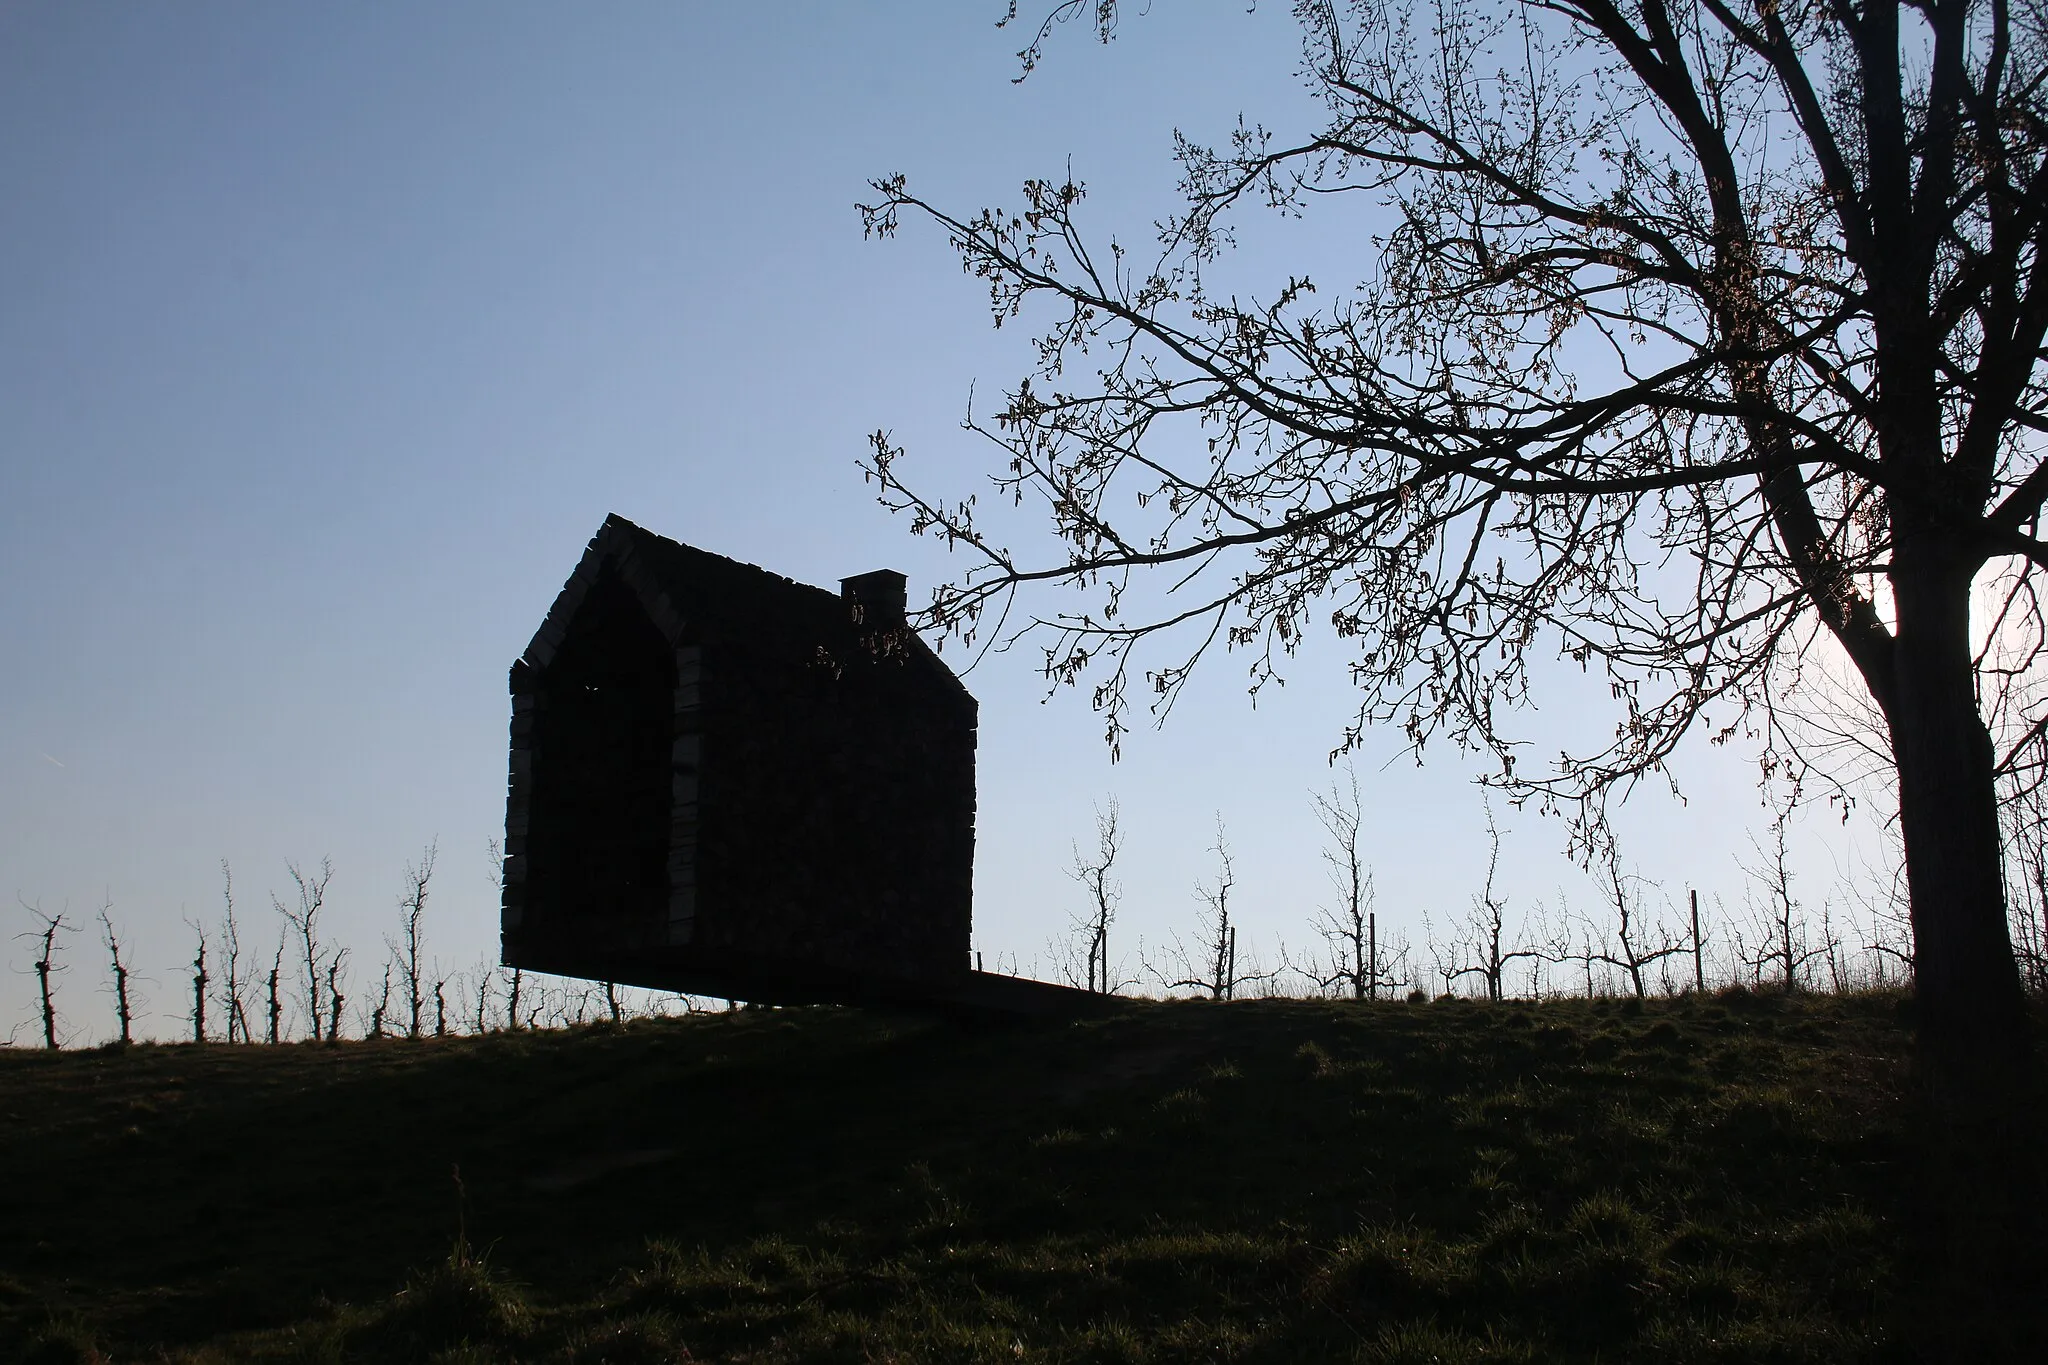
[515,514,974,715]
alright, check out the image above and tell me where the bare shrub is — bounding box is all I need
[98,904,136,1046]
[274,858,336,1042]
[1307,768,1406,999]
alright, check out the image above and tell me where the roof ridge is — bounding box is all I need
[602,513,843,608]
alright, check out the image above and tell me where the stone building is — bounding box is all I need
[501,514,978,1005]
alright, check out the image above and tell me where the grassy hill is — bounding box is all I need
[0,990,2035,1362]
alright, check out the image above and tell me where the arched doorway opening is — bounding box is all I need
[524,565,677,947]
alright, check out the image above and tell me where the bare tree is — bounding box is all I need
[1820,901,1850,994]
[470,960,493,1035]
[391,842,436,1040]
[218,861,252,1043]
[482,839,523,1031]
[504,964,525,1032]
[1307,767,1401,999]
[1737,814,1832,991]
[1426,915,1463,1000]
[273,858,335,1043]
[863,0,2048,1084]
[266,936,286,1044]
[1068,799,1124,994]
[1439,806,1549,1001]
[2008,817,2048,994]
[98,905,134,1047]
[1313,908,1411,1003]
[21,903,73,1050]
[434,976,451,1038]
[1835,827,1916,986]
[368,962,393,1040]
[1567,831,1690,999]
[186,917,209,1043]
[325,947,349,1044]
[1997,724,2048,993]
[1165,816,1262,999]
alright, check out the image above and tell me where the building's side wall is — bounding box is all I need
[693,635,974,982]
[666,644,704,946]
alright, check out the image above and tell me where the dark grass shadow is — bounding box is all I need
[0,992,1998,1362]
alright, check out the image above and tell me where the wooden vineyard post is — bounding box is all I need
[1691,889,1705,994]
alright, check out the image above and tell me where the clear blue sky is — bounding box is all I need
[0,2,1883,1040]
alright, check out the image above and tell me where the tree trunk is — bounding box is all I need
[1889,548,2031,1094]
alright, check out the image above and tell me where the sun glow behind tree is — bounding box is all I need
[865,0,2048,1087]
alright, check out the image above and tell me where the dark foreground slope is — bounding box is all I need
[0,992,2025,1362]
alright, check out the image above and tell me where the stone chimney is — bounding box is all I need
[841,569,907,629]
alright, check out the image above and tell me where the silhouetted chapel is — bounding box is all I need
[501,514,979,1005]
